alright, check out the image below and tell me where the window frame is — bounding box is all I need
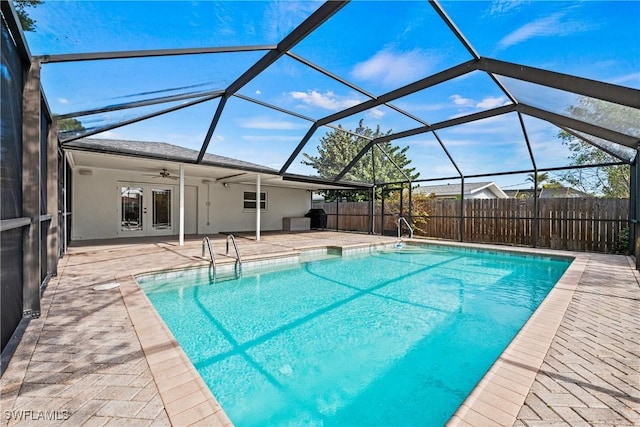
[243,191,267,211]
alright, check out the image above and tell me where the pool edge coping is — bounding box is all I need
[120,240,589,427]
[119,273,234,426]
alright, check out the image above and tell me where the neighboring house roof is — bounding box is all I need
[504,186,591,198]
[539,186,591,198]
[414,182,508,199]
[65,138,278,173]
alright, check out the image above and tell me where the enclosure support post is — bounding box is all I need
[380,187,386,236]
[408,182,413,228]
[179,164,185,246]
[46,121,59,276]
[631,152,640,268]
[459,177,465,242]
[63,151,70,255]
[630,160,637,258]
[22,60,42,318]
[369,186,375,234]
[533,172,539,248]
[255,174,261,241]
[335,190,339,231]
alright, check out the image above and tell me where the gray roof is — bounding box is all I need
[64,138,278,173]
[504,187,591,198]
[414,182,495,196]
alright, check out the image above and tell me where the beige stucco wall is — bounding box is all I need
[71,167,310,240]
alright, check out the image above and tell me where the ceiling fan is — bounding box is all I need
[144,168,179,180]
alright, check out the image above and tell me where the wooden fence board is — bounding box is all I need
[313,197,629,253]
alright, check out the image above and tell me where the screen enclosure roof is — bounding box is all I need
[9,0,640,189]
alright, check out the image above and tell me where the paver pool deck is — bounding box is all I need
[1,231,638,426]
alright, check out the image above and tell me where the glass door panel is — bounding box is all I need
[151,188,172,230]
[121,186,143,231]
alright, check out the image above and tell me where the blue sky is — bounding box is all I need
[24,0,640,188]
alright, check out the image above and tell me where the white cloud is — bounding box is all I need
[238,116,303,130]
[242,135,301,143]
[289,90,361,111]
[366,108,385,120]
[497,12,589,51]
[58,98,69,104]
[476,96,508,109]
[609,72,640,87]
[450,94,474,107]
[94,130,121,139]
[488,0,530,16]
[351,48,437,87]
[255,90,262,95]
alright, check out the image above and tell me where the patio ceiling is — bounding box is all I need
[8,0,640,187]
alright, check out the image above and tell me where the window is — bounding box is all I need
[244,191,266,210]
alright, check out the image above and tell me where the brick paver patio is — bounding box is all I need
[515,254,640,427]
[1,232,638,426]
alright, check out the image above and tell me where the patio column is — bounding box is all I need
[179,164,184,246]
[23,59,41,318]
[256,174,261,241]
[47,120,59,276]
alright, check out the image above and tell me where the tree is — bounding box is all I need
[302,120,419,201]
[14,0,42,32]
[555,96,636,198]
[525,172,549,189]
[57,118,83,132]
[557,131,630,198]
[57,118,85,139]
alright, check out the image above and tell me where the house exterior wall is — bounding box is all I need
[470,188,496,199]
[210,184,310,233]
[71,167,310,240]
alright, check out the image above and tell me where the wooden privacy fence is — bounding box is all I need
[313,198,629,253]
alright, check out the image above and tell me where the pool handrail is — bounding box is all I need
[397,217,414,239]
[202,236,216,269]
[226,234,242,268]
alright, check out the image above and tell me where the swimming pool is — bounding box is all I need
[138,244,571,426]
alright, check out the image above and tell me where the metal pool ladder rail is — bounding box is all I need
[226,234,242,269]
[202,236,216,270]
[397,217,414,239]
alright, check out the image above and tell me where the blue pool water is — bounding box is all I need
[138,245,571,426]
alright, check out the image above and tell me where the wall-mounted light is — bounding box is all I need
[223,183,229,187]
[78,169,93,176]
